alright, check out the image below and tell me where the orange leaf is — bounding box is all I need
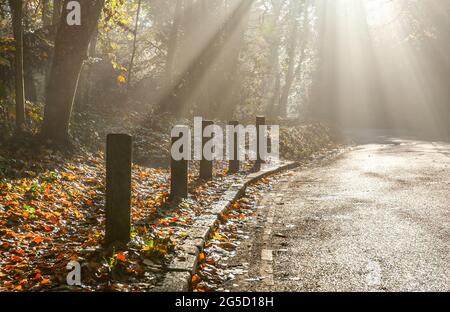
[65,174,77,181]
[198,252,206,263]
[40,279,50,285]
[11,255,23,262]
[43,225,53,232]
[1,242,11,249]
[116,252,127,262]
[32,273,42,281]
[13,249,25,255]
[4,200,19,208]
[32,236,44,244]
[48,215,59,224]
[232,202,241,209]
[191,274,201,285]
[44,184,52,195]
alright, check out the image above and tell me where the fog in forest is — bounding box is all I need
[1,0,449,141]
[310,0,450,138]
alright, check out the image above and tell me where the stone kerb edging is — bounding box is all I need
[152,161,300,292]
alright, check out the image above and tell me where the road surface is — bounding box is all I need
[226,133,450,291]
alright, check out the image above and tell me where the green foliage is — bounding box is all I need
[42,171,59,183]
[142,236,176,260]
[23,204,38,219]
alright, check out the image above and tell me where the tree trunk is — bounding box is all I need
[264,0,283,118]
[80,26,98,108]
[164,0,182,87]
[126,0,142,92]
[157,0,253,117]
[156,0,196,116]
[23,11,38,103]
[9,0,26,132]
[217,0,253,119]
[45,0,63,90]
[24,64,37,102]
[42,0,51,27]
[51,0,63,38]
[309,0,338,124]
[42,0,104,144]
[195,0,213,118]
[192,0,253,119]
[278,0,301,118]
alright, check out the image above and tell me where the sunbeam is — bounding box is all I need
[310,0,449,138]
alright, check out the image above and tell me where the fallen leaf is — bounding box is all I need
[32,273,42,281]
[198,252,206,263]
[11,255,23,262]
[32,236,44,244]
[43,225,53,232]
[13,249,25,255]
[212,232,224,241]
[116,252,127,262]
[191,274,201,285]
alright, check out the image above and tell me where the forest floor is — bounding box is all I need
[0,111,342,291]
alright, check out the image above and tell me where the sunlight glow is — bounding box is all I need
[365,0,398,28]
[312,0,449,138]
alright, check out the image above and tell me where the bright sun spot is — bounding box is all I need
[364,0,398,27]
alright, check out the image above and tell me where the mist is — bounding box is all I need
[310,0,450,138]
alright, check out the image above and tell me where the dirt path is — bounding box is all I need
[225,136,450,291]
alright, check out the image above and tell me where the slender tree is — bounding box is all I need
[80,26,98,108]
[264,0,283,118]
[279,1,305,118]
[51,0,63,38]
[216,0,254,119]
[309,0,338,124]
[126,0,142,92]
[164,0,182,87]
[8,0,26,132]
[42,0,51,27]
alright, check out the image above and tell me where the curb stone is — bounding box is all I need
[152,271,191,292]
[153,161,300,292]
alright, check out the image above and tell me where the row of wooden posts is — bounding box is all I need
[105,116,266,246]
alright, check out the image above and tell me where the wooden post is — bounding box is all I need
[256,116,266,168]
[200,120,214,180]
[228,120,239,173]
[170,129,188,199]
[105,134,132,246]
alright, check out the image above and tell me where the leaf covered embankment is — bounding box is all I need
[280,123,337,160]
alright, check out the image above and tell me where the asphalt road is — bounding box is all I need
[227,133,450,291]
